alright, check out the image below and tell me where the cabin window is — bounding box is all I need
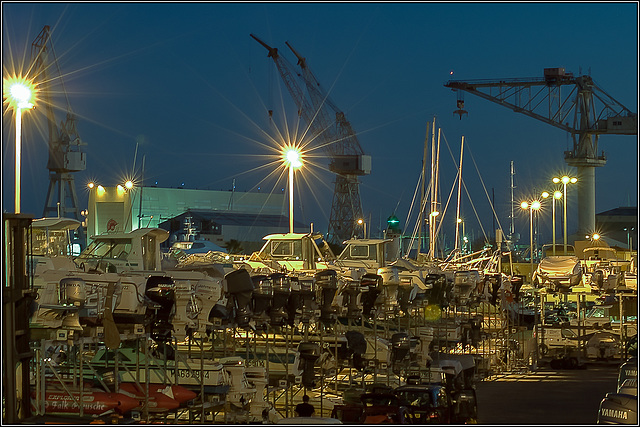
[270,240,302,258]
[348,244,377,259]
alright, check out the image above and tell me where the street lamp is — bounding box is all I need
[553,175,577,255]
[283,147,303,234]
[4,77,35,214]
[357,218,367,239]
[521,200,542,283]
[542,190,563,255]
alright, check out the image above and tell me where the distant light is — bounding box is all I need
[155,181,158,185]
[554,191,562,199]
[561,176,570,185]
[430,211,439,217]
[457,218,463,223]
[117,184,125,196]
[531,200,541,210]
[449,70,454,75]
[88,182,95,189]
[520,201,529,209]
[552,177,560,184]
[593,233,600,240]
[125,180,134,190]
[181,182,185,186]
[570,177,577,184]
[541,191,549,199]
[97,185,106,196]
[357,219,364,225]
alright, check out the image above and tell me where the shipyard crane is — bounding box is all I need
[31,25,86,248]
[445,67,637,237]
[251,34,371,245]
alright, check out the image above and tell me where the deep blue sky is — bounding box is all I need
[2,2,638,244]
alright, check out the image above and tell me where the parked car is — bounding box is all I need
[359,393,413,424]
[394,384,452,423]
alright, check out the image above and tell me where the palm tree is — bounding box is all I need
[225,239,244,254]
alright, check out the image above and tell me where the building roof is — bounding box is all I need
[159,209,308,229]
[596,207,638,218]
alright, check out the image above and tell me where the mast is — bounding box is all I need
[455,136,464,253]
[419,121,430,253]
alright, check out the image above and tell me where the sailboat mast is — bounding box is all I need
[419,121,430,253]
[434,127,441,258]
[429,117,437,258]
[510,160,515,238]
[455,136,464,252]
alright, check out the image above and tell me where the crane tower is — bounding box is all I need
[445,68,637,237]
[251,34,371,245]
[31,25,86,247]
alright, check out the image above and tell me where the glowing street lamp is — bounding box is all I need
[357,218,367,239]
[4,77,35,214]
[542,190,563,255]
[521,200,542,283]
[553,175,577,255]
[283,147,303,234]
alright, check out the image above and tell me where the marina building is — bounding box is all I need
[85,185,307,251]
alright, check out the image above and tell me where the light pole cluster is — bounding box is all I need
[521,200,541,282]
[553,175,577,255]
[4,77,35,214]
[541,190,563,255]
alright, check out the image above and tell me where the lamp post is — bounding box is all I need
[4,78,35,214]
[521,200,541,283]
[357,218,367,239]
[283,147,302,234]
[553,175,577,255]
[542,190,563,255]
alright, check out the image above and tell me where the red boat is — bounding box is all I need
[31,390,121,415]
[119,382,196,404]
[117,383,181,412]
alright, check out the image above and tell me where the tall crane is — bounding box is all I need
[251,34,371,245]
[31,25,87,248]
[445,67,637,237]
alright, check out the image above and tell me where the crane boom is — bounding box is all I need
[31,25,86,249]
[445,67,637,236]
[252,34,371,244]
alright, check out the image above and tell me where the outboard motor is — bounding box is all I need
[397,283,417,315]
[341,279,362,320]
[597,392,638,424]
[618,357,638,390]
[270,273,290,326]
[252,275,272,329]
[287,276,302,326]
[225,269,255,329]
[391,332,411,369]
[297,341,321,388]
[360,273,382,317]
[316,270,338,325]
[145,275,176,342]
[59,277,86,331]
[345,331,368,371]
[510,275,525,302]
[425,274,448,307]
[484,273,501,306]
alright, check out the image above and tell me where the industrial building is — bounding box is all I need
[85,185,306,251]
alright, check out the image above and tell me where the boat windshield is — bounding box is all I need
[31,228,73,257]
[77,239,132,262]
[262,239,303,260]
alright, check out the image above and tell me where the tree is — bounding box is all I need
[225,239,244,254]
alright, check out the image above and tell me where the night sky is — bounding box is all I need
[2,2,638,246]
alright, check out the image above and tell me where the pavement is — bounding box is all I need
[475,363,622,425]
